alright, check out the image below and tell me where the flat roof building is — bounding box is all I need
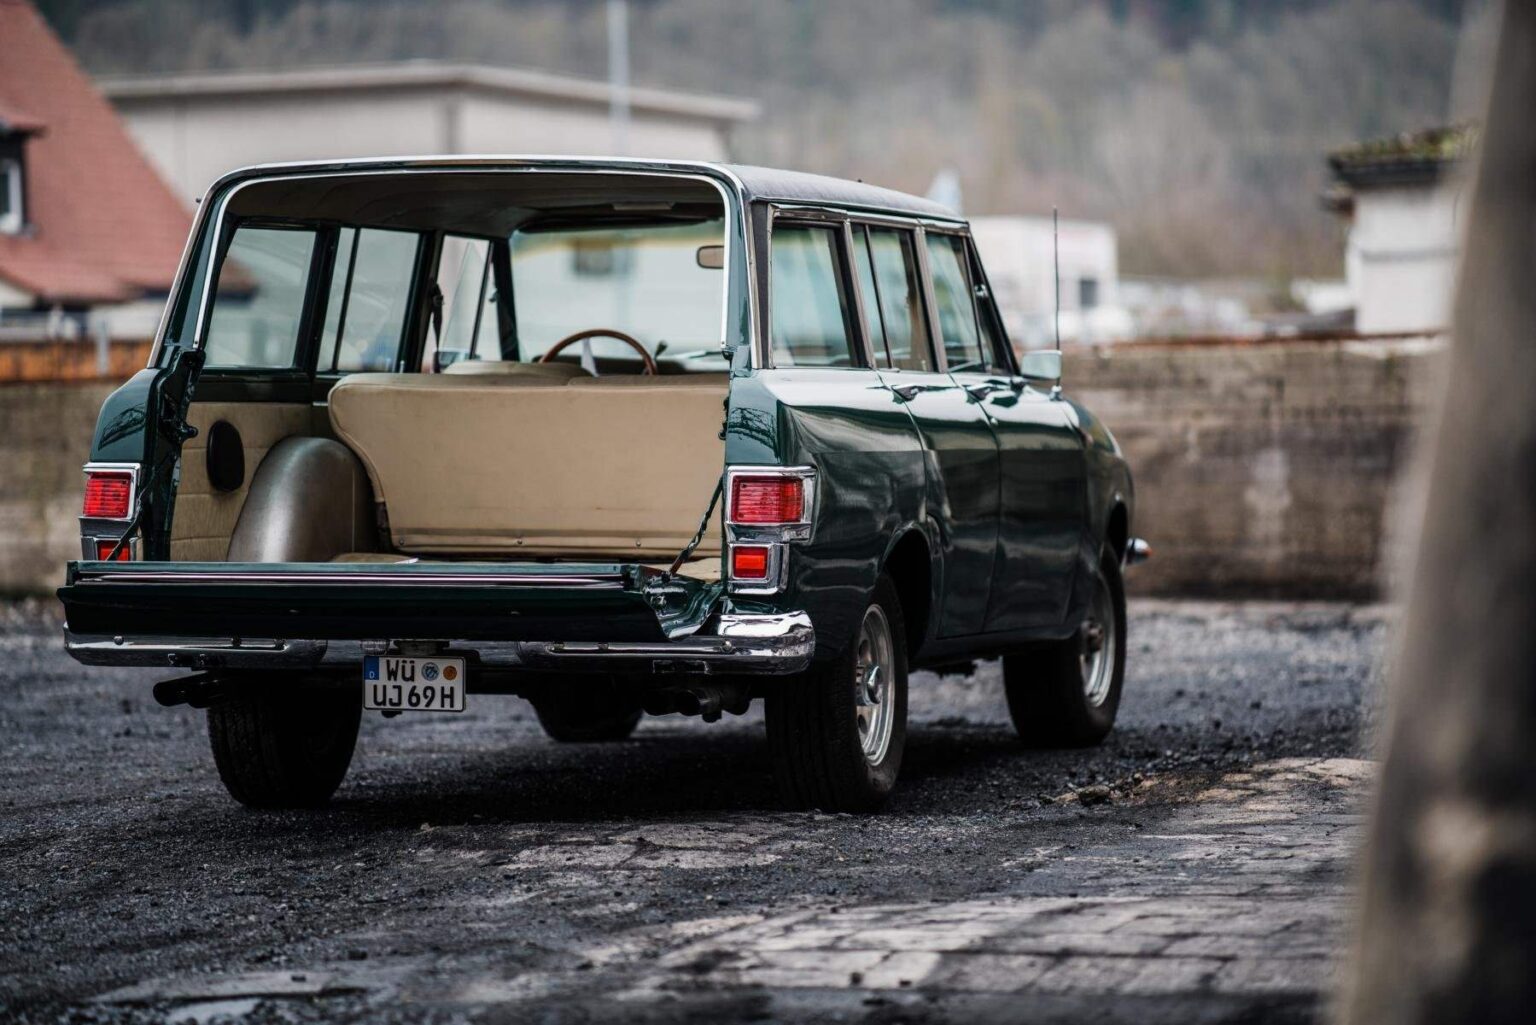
[1325,124,1473,336]
[100,62,759,202]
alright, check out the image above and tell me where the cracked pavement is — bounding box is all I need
[0,599,1386,1023]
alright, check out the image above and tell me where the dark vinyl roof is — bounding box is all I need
[208,156,965,223]
[724,164,962,221]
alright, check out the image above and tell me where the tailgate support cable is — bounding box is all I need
[667,476,723,577]
[666,390,732,578]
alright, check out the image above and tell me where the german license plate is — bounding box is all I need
[363,656,467,713]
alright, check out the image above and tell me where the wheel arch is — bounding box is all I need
[878,527,936,661]
[1104,501,1130,564]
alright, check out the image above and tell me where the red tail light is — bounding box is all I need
[731,476,805,524]
[95,539,132,561]
[82,470,134,519]
[731,545,772,580]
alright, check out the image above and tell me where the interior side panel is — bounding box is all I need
[169,401,312,561]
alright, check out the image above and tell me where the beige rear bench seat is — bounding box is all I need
[328,373,727,561]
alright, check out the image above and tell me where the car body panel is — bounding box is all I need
[952,368,1088,631]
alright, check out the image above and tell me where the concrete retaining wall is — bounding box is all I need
[1065,338,1443,599]
[0,382,120,596]
[0,340,1444,598]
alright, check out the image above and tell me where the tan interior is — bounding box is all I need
[328,373,728,562]
[170,402,312,561]
[442,360,592,379]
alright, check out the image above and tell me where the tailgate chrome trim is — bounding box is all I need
[69,569,627,588]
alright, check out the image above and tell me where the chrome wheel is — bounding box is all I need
[854,604,896,765]
[1080,567,1116,707]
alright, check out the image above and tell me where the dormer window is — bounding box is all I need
[0,156,23,235]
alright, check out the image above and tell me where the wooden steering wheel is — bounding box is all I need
[539,329,658,375]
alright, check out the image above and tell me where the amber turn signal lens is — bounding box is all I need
[731,545,772,580]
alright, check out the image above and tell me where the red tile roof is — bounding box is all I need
[0,0,191,305]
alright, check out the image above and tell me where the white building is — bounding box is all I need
[100,62,758,202]
[968,215,1130,348]
[1326,125,1473,335]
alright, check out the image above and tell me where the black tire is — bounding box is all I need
[765,573,908,813]
[532,689,644,742]
[207,680,362,808]
[1004,550,1127,748]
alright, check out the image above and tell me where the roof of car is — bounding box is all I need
[722,163,962,221]
[210,156,965,224]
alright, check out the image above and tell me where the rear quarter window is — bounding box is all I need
[202,226,317,369]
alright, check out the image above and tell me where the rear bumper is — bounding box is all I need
[63,610,815,676]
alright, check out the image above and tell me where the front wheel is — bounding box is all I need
[207,680,362,808]
[1003,550,1127,747]
[765,574,908,812]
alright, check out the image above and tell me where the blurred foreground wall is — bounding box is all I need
[0,338,1442,597]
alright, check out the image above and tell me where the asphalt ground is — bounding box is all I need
[0,598,1387,1024]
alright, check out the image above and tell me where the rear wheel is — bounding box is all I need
[207,680,361,808]
[532,688,644,742]
[765,574,908,812]
[1004,551,1126,747]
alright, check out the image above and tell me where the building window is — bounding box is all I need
[0,158,22,235]
[1078,276,1100,310]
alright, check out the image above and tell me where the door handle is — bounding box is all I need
[891,384,926,402]
[964,382,1004,401]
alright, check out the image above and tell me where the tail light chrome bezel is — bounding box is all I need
[79,462,142,561]
[81,462,140,522]
[725,466,816,543]
[727,542,787,594]
[724,466,815,596]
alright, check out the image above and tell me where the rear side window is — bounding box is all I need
[853,226,932,372]
[769,225,857,368]
[317,228,419,373]
[203,226,317,369]
[925,233,987,373]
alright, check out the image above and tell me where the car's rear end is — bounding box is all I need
[58,158,817,805]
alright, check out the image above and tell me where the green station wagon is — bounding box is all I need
[60,158,1144,812]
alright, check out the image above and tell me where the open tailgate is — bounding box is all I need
[59,560,720,644]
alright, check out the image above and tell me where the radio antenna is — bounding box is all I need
[1053,206,1061,349]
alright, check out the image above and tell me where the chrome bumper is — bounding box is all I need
[63,611,815,676]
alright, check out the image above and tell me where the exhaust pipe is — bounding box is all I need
[152,672,227,709]
[640,682,751,723]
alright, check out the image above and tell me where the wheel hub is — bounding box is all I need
[858,663,883,706]
[1080,567,1117,708]
[853,606,896,766]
